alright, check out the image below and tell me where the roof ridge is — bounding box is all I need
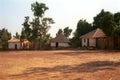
[93,28,99,38]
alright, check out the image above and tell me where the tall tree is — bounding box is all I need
[93,9,115,36]
[31,1,54,49]
[63,27,72,38]
[21,16,31,41]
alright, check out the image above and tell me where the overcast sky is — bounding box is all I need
[0,0,120,37]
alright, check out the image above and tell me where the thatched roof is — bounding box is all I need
[51,34,69,43]
[80,28,106,38]
[8,38,20,43]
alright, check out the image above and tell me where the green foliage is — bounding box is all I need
[31,1,49,17]
[93,9,115,36]
[21,16,32,41]
[13,32,20,39]
[75,19,93,37]
[63,27,72,38]
[72,19,93,47]
[56,27,72,38]
[0,28,11,49]
[56,29,63,35]
[20,1,54,49]
[114,12,120,26]
[114,12,120,35]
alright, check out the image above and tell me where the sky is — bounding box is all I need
[0,0,120,37]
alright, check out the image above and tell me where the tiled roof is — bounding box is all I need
[80,28,106,38]
[51,34,69,43]
[8,38,20,43]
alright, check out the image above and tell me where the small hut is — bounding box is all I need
[8,38,21,49]
[51,34,70,48]
[21,39,31,49]
[80,28,106,49]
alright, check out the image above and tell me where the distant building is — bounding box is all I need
[80,28,106,49]
[8,38,21,49]
[51,34,70,48]
[21,39,31,49]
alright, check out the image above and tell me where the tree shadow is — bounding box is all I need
[11,61,120,77]
[55,50,120,56]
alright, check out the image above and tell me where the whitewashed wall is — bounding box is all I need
[82,38,87,47]
[82,38,96,47]
[51,42,69,48]
[8,43,21,49]
[51,43,56,47]
[59,43,69,47]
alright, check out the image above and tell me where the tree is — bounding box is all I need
[13,32,20,39]
[114,12,120,26]
[21,16,31,41]
[71,19,92,47]
[56,27,72,38]
[31,2,49,17]
[56,29,63,35]
[93,9,115,36]
[114,12,120,35]
[75,19,93,37]
[63,27,72,38]
[30,1,54,49]
[0,28,11,49]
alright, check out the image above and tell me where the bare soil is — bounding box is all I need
[0,50,120,80]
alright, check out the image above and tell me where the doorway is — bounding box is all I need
[56,42,58,48]
[15,44,17,49]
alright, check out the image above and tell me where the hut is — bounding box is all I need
[8,38,21,49]
[80,28,106,49]
[21,39,31,49]
[51,34,70,48]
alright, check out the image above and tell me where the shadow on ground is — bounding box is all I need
[55,50,120,56]
[11,61,120,77]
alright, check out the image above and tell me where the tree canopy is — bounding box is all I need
[56,27,72,38]
[93,9,115,36]
[0,28,11,49]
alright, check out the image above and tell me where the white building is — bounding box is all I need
[51,34,70,48]
[80,28,106,48]
[8,38,21,49]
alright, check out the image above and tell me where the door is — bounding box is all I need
[15,44,17,49]
[56,42,58,48]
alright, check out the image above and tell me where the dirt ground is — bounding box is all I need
[0,50,120,80]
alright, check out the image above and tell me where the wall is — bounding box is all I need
[82,38,87,47]
[59,43,69,47]
[82,38,96,47]
[51,42,69,48]
[8,43,21,49]
[89,38,96,47]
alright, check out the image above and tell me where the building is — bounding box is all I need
[80,28,106,49]
[51,34,70,48]
[21,39,31,49]
[8,38,21,49]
